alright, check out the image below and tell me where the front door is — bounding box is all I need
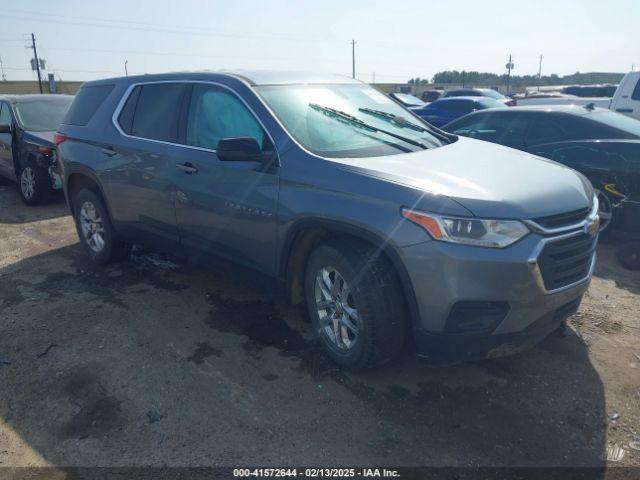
[173,83,280,274]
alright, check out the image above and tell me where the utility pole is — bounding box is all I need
[505,54,514,95]
[372,72,375,84]
[125,60,128,76]
[0,56,6,81]
[29,33,43,93]
[537,55,543,92]
[351,39,356,79]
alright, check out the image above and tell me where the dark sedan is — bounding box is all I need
[443,105,640,232]
[409,97,506,128]
[0,94,74,205]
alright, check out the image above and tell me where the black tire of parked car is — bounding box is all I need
[71,188,130,265]
[304,240,406,371]
[17,157,54,206]
[617,242,640,271]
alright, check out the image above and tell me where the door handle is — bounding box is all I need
[175,162,198,174]
[101,147,117,157]
[616,108,633,113]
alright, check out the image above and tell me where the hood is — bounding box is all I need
[341,136,593,219]
[23,130,55,147]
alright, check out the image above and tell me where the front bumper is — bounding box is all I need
[401,229,595,361]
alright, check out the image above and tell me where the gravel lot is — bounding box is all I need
[0,177,639,471]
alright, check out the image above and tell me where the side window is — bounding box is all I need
[186,84,266,151]
[526,116,567,146]
[124,83,187,142]
[451,112,527,149]
[632,78,640,101]
[445,100,472,113]
[0,103,13,126]
[64,84,114,126]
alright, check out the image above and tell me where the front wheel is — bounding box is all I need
[71,188,130,265]
[304,241,406,371]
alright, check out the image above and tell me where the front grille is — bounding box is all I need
[533,207,590,230]
[538,233,596,290]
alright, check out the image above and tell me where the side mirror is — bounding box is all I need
[0,124,11,134]
[216,137,265,163]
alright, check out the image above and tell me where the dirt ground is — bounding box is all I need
[0,177,639,472]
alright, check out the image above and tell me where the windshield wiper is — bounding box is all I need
[309,103,428,149]
[360,108,452,143]
[359,107,452,144]
[358,108,427,132]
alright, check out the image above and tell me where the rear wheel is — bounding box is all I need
[71,188,130,265]
[17,158,53,206]
[304,241,406,371]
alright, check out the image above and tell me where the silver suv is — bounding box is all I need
[55,71,599,370]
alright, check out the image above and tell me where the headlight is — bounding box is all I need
[402,208,529,248]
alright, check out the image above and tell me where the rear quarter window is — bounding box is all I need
[63,84,114,126]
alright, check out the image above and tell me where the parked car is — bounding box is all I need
[443,105,640,232]
[421,90,442,103]
[410,97,506,127]
[562,84,617,98]
[56,71,598,370]
[610,71,640,120]
[515,92,611,108]
[443,88,516,106]
[388,92,425,107]
[0,94,74,204]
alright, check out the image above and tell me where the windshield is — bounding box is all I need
[14,97,74,131]
[256,84,445,158]
[480,89,506,100]
[393,93,425,106]
[477,98,509,109]
[589,110,640,137]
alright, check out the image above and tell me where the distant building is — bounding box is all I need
[0,80,82,95]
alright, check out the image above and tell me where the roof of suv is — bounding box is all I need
[83,70,361,87]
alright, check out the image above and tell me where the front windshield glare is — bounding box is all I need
[256,84,445,158]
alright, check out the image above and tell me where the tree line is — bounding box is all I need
[408,71,625,87]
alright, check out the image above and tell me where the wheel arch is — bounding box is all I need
[65,167,114,222]
[280,218,421,329]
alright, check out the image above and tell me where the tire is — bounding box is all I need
[304,240,406,371]
[71,188,130,265]
[17,157,54,206]
[617,242,640,271]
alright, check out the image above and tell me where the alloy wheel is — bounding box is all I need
[79,201,106,253]
[314,266,360,350]
[20,167,36,200]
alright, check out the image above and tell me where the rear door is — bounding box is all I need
[107,82,189,249]
[172,83,280,274]
[0,102,14,178]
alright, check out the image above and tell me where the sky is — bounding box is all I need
[0,0,638,84]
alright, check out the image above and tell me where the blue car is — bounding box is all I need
[410,97,506,127]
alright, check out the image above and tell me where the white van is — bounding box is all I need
[610,71,640,120]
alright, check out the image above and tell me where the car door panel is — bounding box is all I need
[173,83,280,274]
